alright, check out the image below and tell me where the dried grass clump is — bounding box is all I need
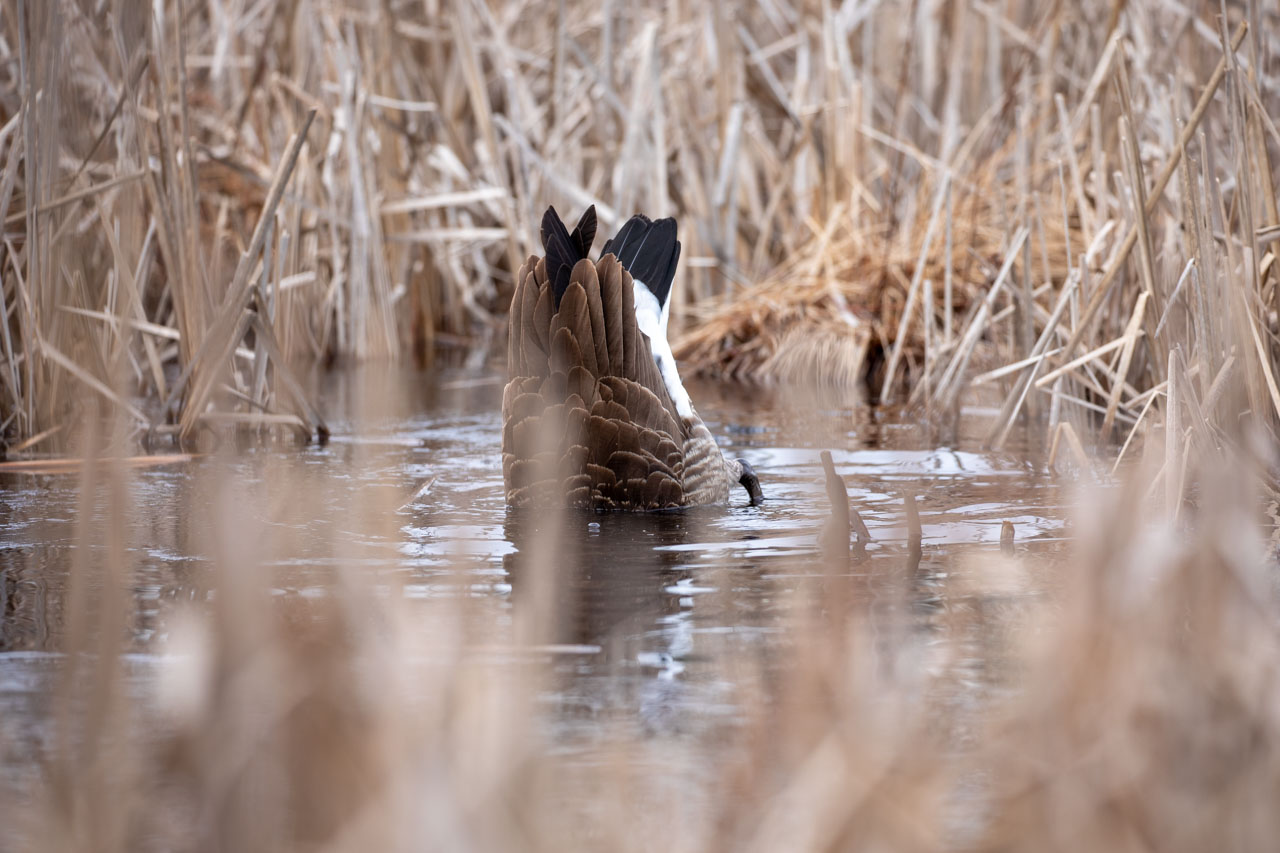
[675,161,1072,390]
[677,2,1280,458]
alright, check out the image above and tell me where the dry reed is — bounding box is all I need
[3,1,1280,849]
[669,3,1280,461]
[2,1,1276,460]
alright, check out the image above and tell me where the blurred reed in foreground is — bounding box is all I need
[4,364,1279,853]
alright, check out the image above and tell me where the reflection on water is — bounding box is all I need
[0,365,1067,793]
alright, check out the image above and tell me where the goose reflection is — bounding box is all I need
[501,507,717,651]
[502,506,732,733]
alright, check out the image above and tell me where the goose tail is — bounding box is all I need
[504,234,687,509]
[601,214,680,310]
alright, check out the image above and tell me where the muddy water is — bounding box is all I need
[0,367,1067,806]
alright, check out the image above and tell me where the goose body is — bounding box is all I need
[502,206,762,510]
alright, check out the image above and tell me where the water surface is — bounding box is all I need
[0,367,1068,810]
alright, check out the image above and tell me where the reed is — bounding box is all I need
[1,1,1269,456]
[2,2,1279,846]
[675,3,1280,461]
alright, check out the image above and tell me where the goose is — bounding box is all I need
[502,205,763,510]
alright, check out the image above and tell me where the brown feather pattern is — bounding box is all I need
[503,253,743,509]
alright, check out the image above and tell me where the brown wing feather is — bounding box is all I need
[580,261,610,376]
[503,252,692,509]
[598,258,626,376]
[508,256,534,373]
[619,260,638,379]
[531,260,554,357]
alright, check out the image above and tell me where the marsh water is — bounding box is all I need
[0,366,1068,812]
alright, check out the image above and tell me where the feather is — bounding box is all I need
[508,256,535,373]
[541,205,598,309]
[571,205,597,259]
[567,258,609,377]
[598,256,625,374]
[504,209,753,509]
[602,214,680,309]
[601,214,649,260]
[540,206,580,307]
[554,280,594,374]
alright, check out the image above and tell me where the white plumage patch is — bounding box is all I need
[632,278,693,419]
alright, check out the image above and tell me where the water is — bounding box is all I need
[0,366,1068,819]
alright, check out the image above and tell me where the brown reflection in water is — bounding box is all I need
[502,507,708,651]
[0,553,55,651]
[0,486,70,652]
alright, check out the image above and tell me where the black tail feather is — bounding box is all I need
[601,214,680,309]
[541,205,596,307]
[571,205,597,259]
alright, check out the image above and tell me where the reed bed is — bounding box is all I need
[3,0,1274,457]
[672,1,1280,460]
[3,1,1280,849]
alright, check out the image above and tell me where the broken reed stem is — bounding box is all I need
[988,271,1079,449]
[881,174,951,402]
[1165,348,1182,514]
[1101,290,1148,439]
[177,109,315,440]
[935,227,1029,409]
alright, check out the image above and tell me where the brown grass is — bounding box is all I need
[4,1,1274,454]
[2,1,1280,850]
[676,5,1280,457]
